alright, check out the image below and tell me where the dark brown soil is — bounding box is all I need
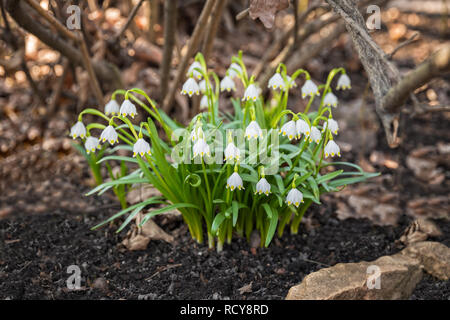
[1,201,448,300]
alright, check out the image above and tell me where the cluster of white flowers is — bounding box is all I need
[177,64,352,203]
[268,73,296,91]
[72,59,351,212]
[70,98,153,157]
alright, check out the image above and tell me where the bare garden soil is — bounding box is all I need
[0,200,449,300]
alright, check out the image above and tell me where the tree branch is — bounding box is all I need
[325,0,450,146]
[202,0,228,62]
[160,0,177,99]
[112,0,145,43]
[162,0,217,114]
[5,0,122,91]
[383,44,450,113]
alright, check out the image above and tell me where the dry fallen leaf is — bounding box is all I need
[122,212,174,251]
[126,185,162,205]
[140,218,174,243]
[238,282,253,294]
[398,218,442,246]
[122,233,150,251]
[249,0,290,29]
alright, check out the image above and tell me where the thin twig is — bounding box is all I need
[145,264,183,281]
[162,0,217,113]
[24,0,77,41]
[0,1,45,104]
[412,105,450,116]
[202,0,228,62]
[236,8,249,21]
[78,30,104,105]
[293,0,299,49]
[24,0,104,104]
[7,0,122,89]
[253,3,331,78]
[148,0,159,43]
[160,0,177,99]
[48,58,70,115]
[385,32,420,60]
[258,14,340,88]
[113,0,145,42]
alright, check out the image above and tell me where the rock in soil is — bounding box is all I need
[0,207,448,300]
[286,253,423,300]
[401,241,450,281]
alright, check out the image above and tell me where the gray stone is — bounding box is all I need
[401,241,450,280]
[286,253,422,300]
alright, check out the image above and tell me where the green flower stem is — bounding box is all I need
[277,208,292,237]
[303,93,317,114]
[318,67,345,114]
[232,51,249,87]
[290,68,310,82]
[290,199,312,234]
[286,139,309,179]
[143,153,178,201]
[201,158,212,213]
[111,89,126,100]
[117,116,139,140]
[315,130,330,175]
[79,108,110,122]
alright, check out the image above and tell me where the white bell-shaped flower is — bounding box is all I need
[227,63,242,79]
[200,95,209,110]
[255,178,271,195]
[181,77,200,97]
[309,126,321,143]
[245,120,263,139]
[268,73,285,90]
[84,136,101,154]
[70,121,86,139]
[296,119,310,138]
[100,125,119,145]
[226,172,244,191]
[323,92,338,107]
[286,188,304,207]
[119,100,137,118]
[279,120,297,140]
[187,61,202,80]
[193,138,210,158]
[220,76,236,92]
[323,118,339,135]
[224,142,240,161]
[324,140,341,158]
[242,84,259,102]
[301,79,319,98]
[336,74,351,90]
[190,126,204,142]
[133,138,151,157]
[104,100,120,115]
